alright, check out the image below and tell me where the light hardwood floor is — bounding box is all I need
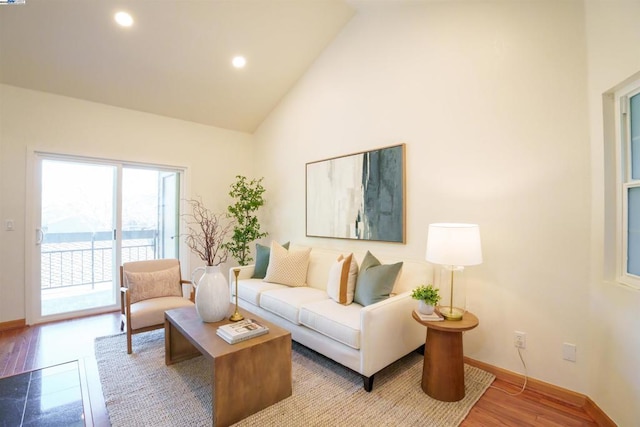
[0,312,600,426]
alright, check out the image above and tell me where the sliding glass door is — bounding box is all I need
[33,155,182,323]
[39,160,116,317]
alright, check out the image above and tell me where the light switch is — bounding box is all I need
[563,342,577,362]
[5,220,15,231]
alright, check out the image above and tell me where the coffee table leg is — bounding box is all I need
[213,335,292,427]
[422,328,465,402]
[165,317,201,365]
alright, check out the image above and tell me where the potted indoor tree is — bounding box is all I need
[410,284,441,315]
[223,175,268,266]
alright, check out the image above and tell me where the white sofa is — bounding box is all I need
[229,246,432,391]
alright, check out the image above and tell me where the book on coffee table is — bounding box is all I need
[217,319,269,344]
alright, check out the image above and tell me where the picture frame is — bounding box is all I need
[305,143,406,243]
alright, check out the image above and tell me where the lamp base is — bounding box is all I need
[229,310,244,322]
[438,306,464,321]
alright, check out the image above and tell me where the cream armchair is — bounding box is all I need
[120,259,195,354]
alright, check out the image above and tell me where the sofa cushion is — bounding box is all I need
[260,287,329,324]
[124,265,182,304]
[236,279,287,306]
[252,241,289,279]
[326,254,358,305]
[354,251,403,306]
[264,242,311,287]
[300,299,362,349]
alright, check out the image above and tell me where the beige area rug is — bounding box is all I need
[95,330,494,426]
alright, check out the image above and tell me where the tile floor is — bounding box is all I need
[0,361,85,427]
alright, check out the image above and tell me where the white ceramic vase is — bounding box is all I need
[191,265,230,322]
[418,300,435,315]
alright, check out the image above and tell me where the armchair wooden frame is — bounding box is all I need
[120,259,195,354]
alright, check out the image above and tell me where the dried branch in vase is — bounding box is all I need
[183,198,234,266]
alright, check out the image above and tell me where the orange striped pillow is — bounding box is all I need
[326,254,358,304]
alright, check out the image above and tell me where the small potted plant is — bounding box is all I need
[410,284,441,315]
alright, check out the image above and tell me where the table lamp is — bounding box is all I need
[425,223,482,321]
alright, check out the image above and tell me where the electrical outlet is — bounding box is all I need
[514,331,526,349]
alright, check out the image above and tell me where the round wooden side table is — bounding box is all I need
[412,310,479,402]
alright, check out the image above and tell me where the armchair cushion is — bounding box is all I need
[124,265,182,304]
[129,296,193,329]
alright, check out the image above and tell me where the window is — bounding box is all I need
[616,80,640,289]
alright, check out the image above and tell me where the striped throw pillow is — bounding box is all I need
[326,254,358,305]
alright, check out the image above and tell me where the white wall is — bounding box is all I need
[585,1,640,425]
[255,0,593,399]
[0,84,254,324]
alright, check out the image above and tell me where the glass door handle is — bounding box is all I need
[36,228,44,245]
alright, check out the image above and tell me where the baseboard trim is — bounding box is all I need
[584,396,617,427]
[464,357,616,426]
[0,318,26,332]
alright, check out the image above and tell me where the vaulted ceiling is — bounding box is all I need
[0,0,354,133]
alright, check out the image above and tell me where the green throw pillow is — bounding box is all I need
[252,241,289,279]
[353,251,403,306]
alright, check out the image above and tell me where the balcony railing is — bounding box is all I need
[41,230,158,290]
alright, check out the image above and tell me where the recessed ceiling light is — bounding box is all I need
[114,11,134,27]
[232,56,247,69]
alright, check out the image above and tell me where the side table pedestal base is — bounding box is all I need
[412,310,479,403]
[422,328,465,402]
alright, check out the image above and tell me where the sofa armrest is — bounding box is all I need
[229,265,255,280]
[359,291,425,377]
[228,265,255,297]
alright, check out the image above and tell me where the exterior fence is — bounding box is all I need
[41,230,157,289]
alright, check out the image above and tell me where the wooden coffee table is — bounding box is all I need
[164,305,292,427]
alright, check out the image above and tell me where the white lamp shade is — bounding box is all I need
[425,223,483,266]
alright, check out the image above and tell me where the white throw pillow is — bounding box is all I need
[264,242,311,287]
[326,254,358,305]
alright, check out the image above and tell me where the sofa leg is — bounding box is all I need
[363,375,374,392]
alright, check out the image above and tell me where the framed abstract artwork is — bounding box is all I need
[305,143,406,243]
